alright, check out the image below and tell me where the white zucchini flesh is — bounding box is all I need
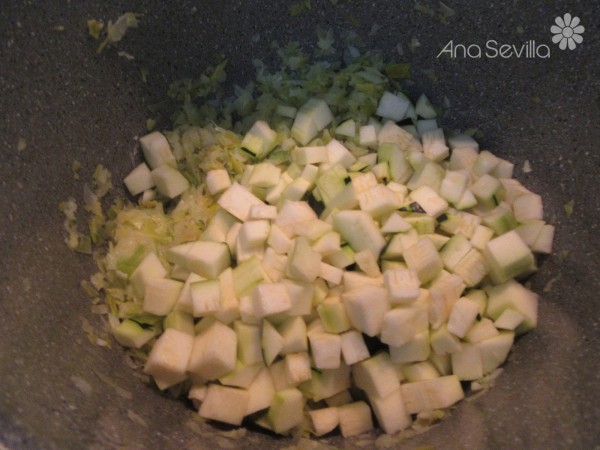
[199,384,249,426]
[151,165,190,199]
[143,329,194,390]
[309,407,340,436]
[124,163,155,196]
[376,91,410,122]
[205,168,231,195]
[110,86,554,438]
[337,401,374,437]
[139,131,176,169]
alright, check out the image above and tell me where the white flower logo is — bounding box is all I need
[551,13,584,50]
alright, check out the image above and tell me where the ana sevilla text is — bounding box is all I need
[437,40,551,59]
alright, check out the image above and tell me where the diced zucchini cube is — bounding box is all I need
[352,352,400,398]
[267,224,293,254]
[485,279,538,334]
[309,407,340,436]
[451,248,488,287]
[483,231,536,283]
[333,210,386,259]
[144,328,194,390]
[234,321,263,365]
[451,343,483,380]
[455,188,478,210]
[113,319,155,348]
[430,324,462,354]
[483,204,518,235]
[403,237,443,284]
[163,310,195,335]
[233,256,265,298]
[326,139,356,168]
[382,229,419,261]
[130,251,168,298]
[206,169,231,195]
[278,316,308,355]
[268,388,305,434]
[340,330,370,365]
[337,402,374,437]
[416,119,438,137]
[415,93,437,119]
[324,390,353,407]
[248,162,281,188]
[400,375,464,414]
[188,321,237,380]
[440,169,469,204]
[151,165,190,198]
[218,182,265,222]
[381,213,412,234]
[309,333,342,369]
[174,273,204,315]
[409,185,449,217]
[238,219,270,248]
[342,285,390,337]
[293,145,329,165]
[376,91,410,122]
[299,365,351,402]
[389,329,431,364]
[402,361,440,382]
[429,353,452,376]
[245,367,276,415]
[381,307,428,347]
[219,360,263,389]
[214,267,240,325]
[422,128,449,162]
[464,318,499,343]
[515,220,545,247]
[440,233,472,271]
[284,352,312,384]
[139,131,176,169]
[470,173,503,209]
[476,331,514,374]
[447,297,481,338]
[318,303,351,333]
[251,283,292,319]
[493,308,525,330]
[241,120,278,158]
[336,119,356,138]
[201,208,239,244]
[199,384,249,426]
[354,249,381,277]
[124,163,155,196]
[312,231,342,257]
[357,184,403,218]
[190,279,221,317]
[359,124,378,147]
[286,236,322,283]
[449,146,478,170]
[262,319,284,366]
[291,98,333,145]
[167,240,231,279]
[368,389,412,435]
[143,278,183,316]
[513,193,544,222]
[532,224,554,254]
[470,225,495,251]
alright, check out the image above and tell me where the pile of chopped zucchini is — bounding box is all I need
[64,37,554,439]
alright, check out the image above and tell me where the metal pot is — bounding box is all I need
[1,1,598,448]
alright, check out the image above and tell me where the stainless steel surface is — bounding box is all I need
[1,1,599,448]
